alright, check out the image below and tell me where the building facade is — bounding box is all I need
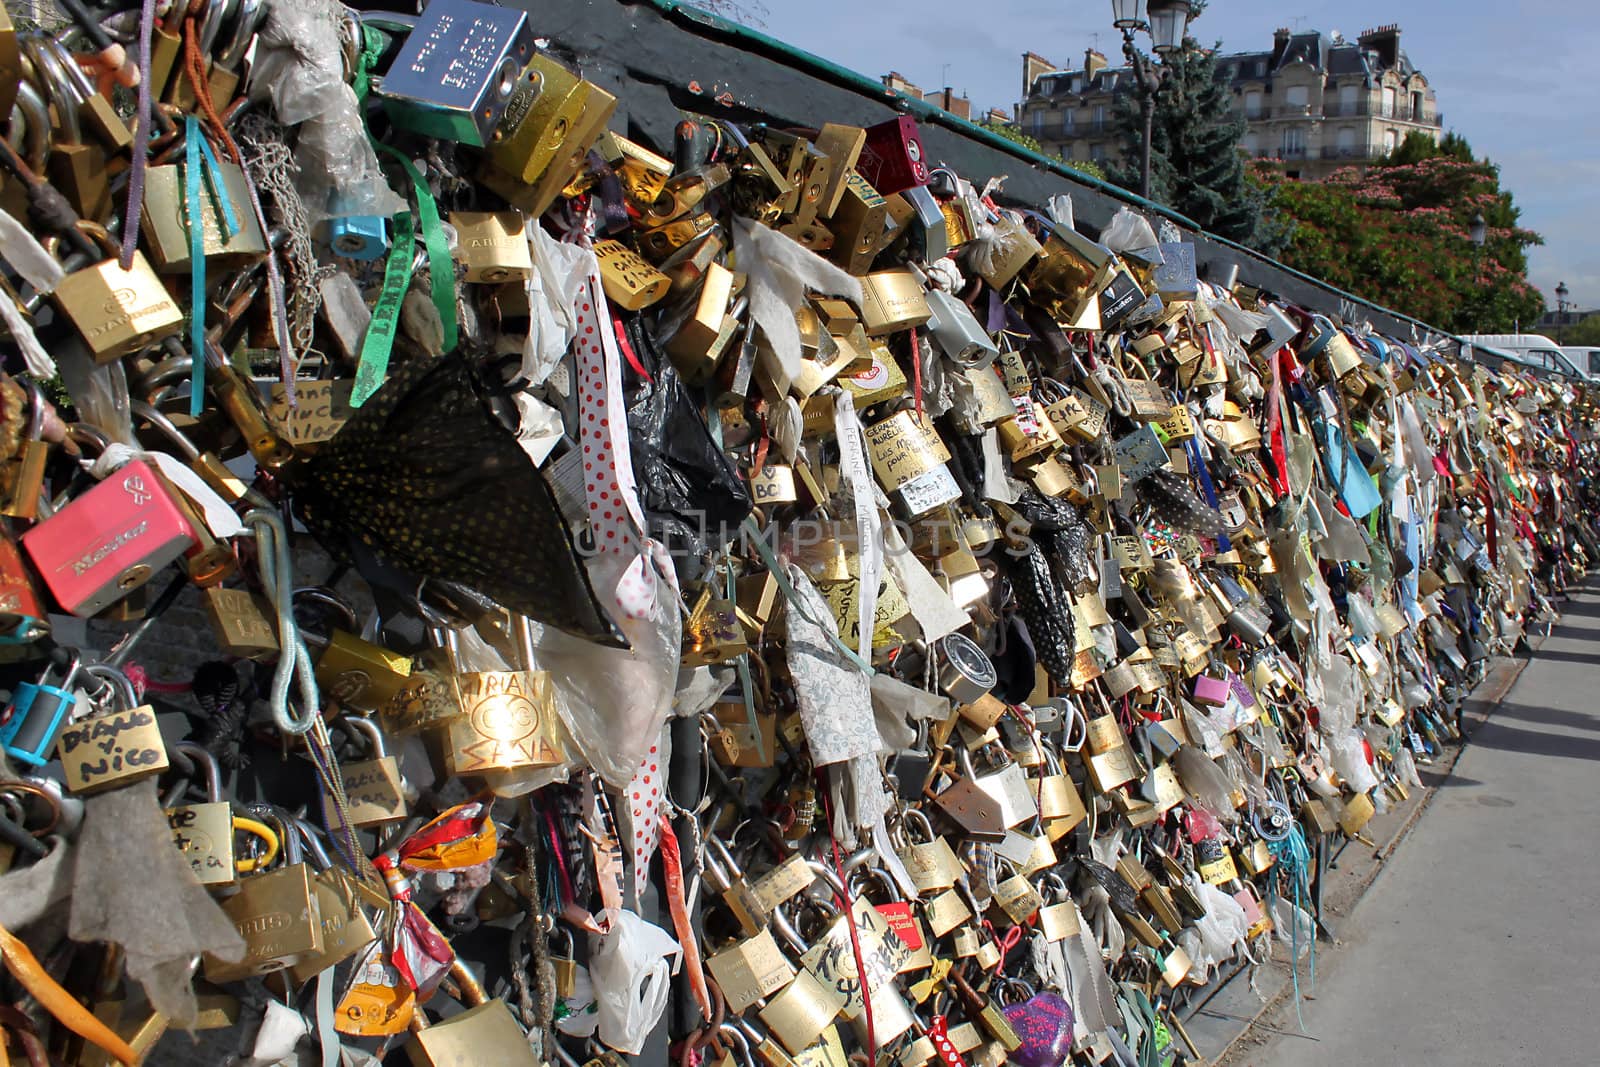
[881,72,1010,126]
[1018,25,1442,180]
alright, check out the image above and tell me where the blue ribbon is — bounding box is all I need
[184,117,241,417]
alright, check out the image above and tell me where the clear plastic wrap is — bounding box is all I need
[247,0,403,223]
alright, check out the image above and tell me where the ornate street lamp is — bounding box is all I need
[1112,0,1195,198]
[1110,0,1147,29]
[1146,0,1193,55]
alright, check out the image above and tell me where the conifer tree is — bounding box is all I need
[1109,35,1285,253]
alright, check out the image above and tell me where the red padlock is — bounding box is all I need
[21,459,198,616]
[856,116,929,196]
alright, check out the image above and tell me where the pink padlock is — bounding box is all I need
[1192,674,1230,706]
[22,459,198,616]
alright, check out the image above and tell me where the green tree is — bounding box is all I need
[1107,35,1285,252]
[977,121,1044,155]
[1260,133,1543,332]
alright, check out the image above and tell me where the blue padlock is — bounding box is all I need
[328,216,390,262]
[0,653,82,767]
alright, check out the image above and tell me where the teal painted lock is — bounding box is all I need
[0,649,84,767]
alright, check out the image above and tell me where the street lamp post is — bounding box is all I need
[1467,212,1486,331]
[1112,0,1193,200]
[1556,281,1571,342]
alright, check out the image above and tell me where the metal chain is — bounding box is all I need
[236,113,336,357]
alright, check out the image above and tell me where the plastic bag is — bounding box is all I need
[623,319,752,551]
[1179,880,1250,972]
[247,0,403,222]
[1270,897,1316,961]
[588,908,681,1055]
[538,548,682,789]
[1099,206,1162,267]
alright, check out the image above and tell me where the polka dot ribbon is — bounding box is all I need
[572,264,656,621]
[929,1015,968,1066]
[624,724,669,902]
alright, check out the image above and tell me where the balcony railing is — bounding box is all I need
[1321,144,1375,159]
[1029,124,1075,141]
[1242,99,1443,126]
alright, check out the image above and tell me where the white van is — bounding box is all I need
[1564,346,1600,378]
[1460,333,1591,381]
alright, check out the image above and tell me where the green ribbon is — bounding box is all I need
[373,143,457,357]
[351,208,416,408]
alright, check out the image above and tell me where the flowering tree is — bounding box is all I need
[1260,134,1543,333]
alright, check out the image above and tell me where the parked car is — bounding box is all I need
[1460,333,1592,381]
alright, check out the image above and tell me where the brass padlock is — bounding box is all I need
[165,742,239,888]
[450,211,532,283]
[856,269,932,337]
[327,715,408,828]
[51,226,184,363]
[707,926,798,1013]
[594,237,671,310]
[311,627,415,712]
[666,259,738,383]
[58,673,169,796]
[140,159,269,272]
[203,809,324,982]
[405,999,542,1067]
[895,809,964,893]
[485,55,596,188]
[758,968,847,1055]
[289,822,384,983]
[823,170,888,275]
[551,925,579,999]
[203,585,280,661]
[447,666,565,775]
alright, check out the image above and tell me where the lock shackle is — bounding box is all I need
[704,834,743,879]
[0,780,60,839]
[292,587,359,637]
[290,815,334,871]
[898,808,935,845]
[216,0,264,69]
[23,40,82,146]
[197,0,237,58]
[847,864,902,903]
[82,663,138,712]
[170,741,224,803]
[712,1022,754,1067]
[766,901,807,957]
[129,400,199,462]
[342,714,387,758]
[8,79,51,173]
[246,804,302,866]
[801,859,846,901]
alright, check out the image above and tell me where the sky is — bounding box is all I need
[729,0,1600,316]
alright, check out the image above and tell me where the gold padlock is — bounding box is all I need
[447,667,566,776]
[405,999,542,1067]
[594,238,671,310]
[450,211,532,283]
[824,170,888,275]
[140,160,269,272]
[51,226,184,363]
[485,55,595,187]
[203,810,324,982]
[58,688,169,797]
[312,629,414,712]
[327,715,408,828]
[203,586,280,661]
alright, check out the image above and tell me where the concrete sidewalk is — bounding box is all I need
[1229,586,1600,1067]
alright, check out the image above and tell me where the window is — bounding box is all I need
[1411,91,1423,119]
[1281,127,1305,156]
[1093,104,1106,131]
[1090,144,1107,163]
[1339,83,1359,114]
[1244,90,1263,117]
[1285,85,1309,109]
[1381,86,1396,117]
[1383,128,1397,153]
[1337,127,1357,155]
[1242,133,1260,155]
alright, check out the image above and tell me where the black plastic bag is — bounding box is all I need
[297,350,624,646]
[622,317,752,550]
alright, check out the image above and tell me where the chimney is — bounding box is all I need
[1357,24,1402,70]
[1022,52,1057,99]
[943,90,972,121]
[1270,27,1291,67]
[1084,49,1107,81]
